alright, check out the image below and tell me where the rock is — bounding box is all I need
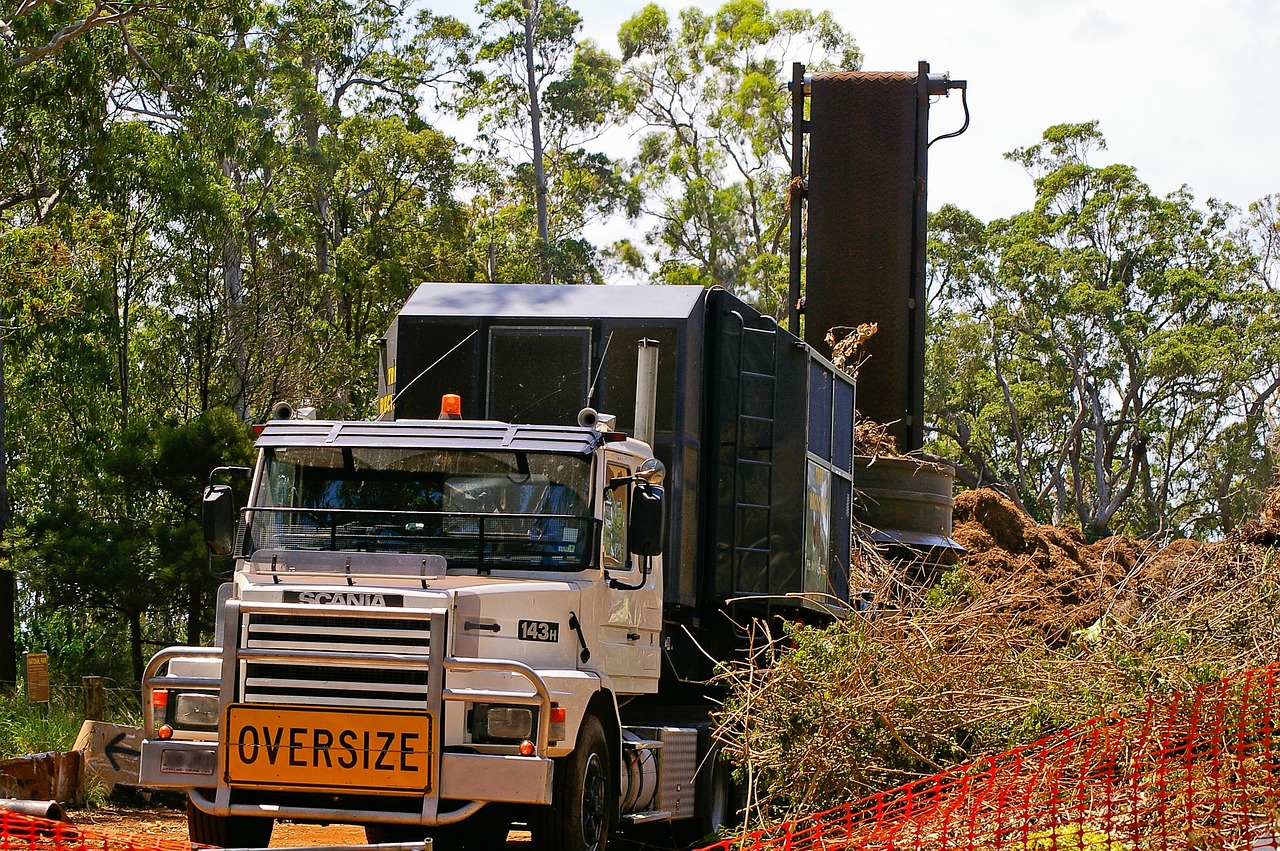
[73,722,142,794]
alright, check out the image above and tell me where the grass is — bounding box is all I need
[0,683,142,760]
[0,689,84,758]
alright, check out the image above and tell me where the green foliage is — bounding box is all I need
[927,123,1280,538]
[0,682,142,759]
[923,565,978,608]
[1025,825,1126,851]
[0,689,84,759]
[458,0,636,284]
[619,0,859,310]
[716,541,1280,825]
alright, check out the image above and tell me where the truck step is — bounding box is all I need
[621,810,673,825]
[622,738,663,752]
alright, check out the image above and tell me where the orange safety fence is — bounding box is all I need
[699,662,1280,851]
[0,810,191,851]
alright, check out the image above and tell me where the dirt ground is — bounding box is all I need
[65,805,538,847]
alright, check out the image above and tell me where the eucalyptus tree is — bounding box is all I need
[618,0,858,314]
[927,123,1280,538]
[461,0,635,284]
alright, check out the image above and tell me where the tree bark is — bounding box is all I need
[221,157,250,422]
[129,609,144,685]
[0,328,15,685]
[186,577,202,646]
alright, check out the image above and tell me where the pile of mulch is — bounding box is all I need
[950,490,1138,644]
[1238,481,1280,545]
[948,489,1248,646]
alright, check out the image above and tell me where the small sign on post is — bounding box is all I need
[24,652,50,704]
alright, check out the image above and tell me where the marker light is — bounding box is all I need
[519,740,535,756]
[439,394,462,420]
[550,705,567,743]
[157,724,174,740]
[151,689,169,729]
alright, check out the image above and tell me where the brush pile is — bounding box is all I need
[713,484,1280,825]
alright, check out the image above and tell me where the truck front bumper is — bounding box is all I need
[142,739,553,821]
[140,601,559,826]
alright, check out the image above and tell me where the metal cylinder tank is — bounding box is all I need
[853,456,962,557]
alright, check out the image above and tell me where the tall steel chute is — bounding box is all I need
[798,62,964,453]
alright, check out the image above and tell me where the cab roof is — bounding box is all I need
[398,282,707,320]
[255,419,605,456]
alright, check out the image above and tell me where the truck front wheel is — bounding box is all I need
[535,714,612,851]
[186,795,274,848]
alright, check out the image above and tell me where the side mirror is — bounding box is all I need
[203,484,236,556]
[628,483,665,557]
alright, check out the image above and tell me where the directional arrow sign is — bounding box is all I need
[105,731,141,771]
[74,721,143,792]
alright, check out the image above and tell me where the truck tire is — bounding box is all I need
[696,748,741,837]
[534,714,612,851]
[186,795,274,848]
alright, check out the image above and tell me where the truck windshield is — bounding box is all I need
[242,446,596,571]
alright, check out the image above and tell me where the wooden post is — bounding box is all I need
[83,675,104,720]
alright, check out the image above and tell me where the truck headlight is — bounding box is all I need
[172,692,219,729]
[470,704,534,742]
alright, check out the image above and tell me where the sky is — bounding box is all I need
[434,0,1280,225]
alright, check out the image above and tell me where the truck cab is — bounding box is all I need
[140,414,667,850]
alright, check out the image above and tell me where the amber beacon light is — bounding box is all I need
[439,394,462,419]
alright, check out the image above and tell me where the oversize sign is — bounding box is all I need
[225,705,432,793]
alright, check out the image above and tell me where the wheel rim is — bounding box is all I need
[581,751,607,848]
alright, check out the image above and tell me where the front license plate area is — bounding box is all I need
[161,746,217,776]
[225,705,433,793]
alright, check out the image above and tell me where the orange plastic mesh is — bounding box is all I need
[699,662,1280,851]
[0,810,191,851]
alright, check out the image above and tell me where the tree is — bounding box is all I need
[927,123,1280,538]
[618,0,858,313]
[463,0,635,284]
[0,288,11,684]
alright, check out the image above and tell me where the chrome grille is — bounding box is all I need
[240,611,432,710]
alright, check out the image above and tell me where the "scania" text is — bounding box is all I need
[282,591,405,606]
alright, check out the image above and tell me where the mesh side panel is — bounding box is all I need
[804,71,919,451]
[0,810,193,851]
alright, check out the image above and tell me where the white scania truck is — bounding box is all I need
[138,283,861,851]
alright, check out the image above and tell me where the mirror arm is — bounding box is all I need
[606,557,650,591]
[208,465,252,488]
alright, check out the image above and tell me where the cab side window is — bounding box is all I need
[602,462,630,569]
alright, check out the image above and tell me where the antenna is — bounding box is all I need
[389,329,479,409]
[586,331,614,404]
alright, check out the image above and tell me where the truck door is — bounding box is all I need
[597,458,662,690]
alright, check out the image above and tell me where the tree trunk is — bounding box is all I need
[0,329,14,685]
[129,609,144,685]
[186,577,202,646]
[523,0,552,285]
[308,58,330,283]
[221,158,251,422]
